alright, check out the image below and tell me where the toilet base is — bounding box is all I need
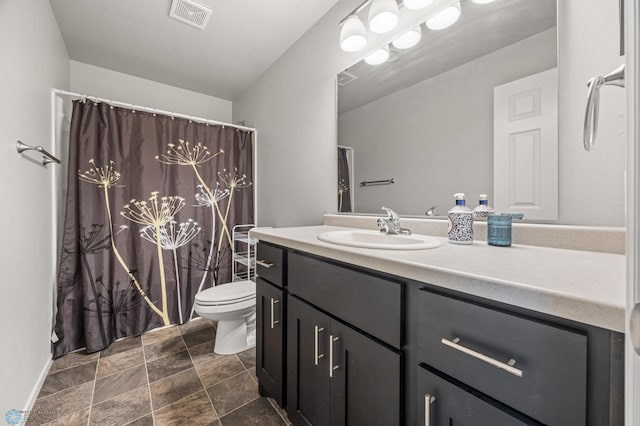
[214,311,256,355]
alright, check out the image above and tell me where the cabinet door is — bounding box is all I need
[329,319,401,426]
[418,367,533,426]
[287,296,331,426]
[256,278,285,405]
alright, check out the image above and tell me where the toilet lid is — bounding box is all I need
[195,281,256,306]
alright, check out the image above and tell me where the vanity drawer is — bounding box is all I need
[256,242,284,287]
[288,251,402,348]
[415,288,587,426]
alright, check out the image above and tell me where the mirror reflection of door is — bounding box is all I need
[337,0,558,217]
[338,146,354,212]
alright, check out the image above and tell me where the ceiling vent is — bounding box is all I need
[337,70,358,87]
[169,0,212,30]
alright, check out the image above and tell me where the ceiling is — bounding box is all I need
[338,0,557,114]
[49,0,340,101]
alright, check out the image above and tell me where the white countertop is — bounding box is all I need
[251,225,626,333]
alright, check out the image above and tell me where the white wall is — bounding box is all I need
[340,29,557,216]
[236,0,626,227]
[0,0,69,415]
[558,0,626,226]
[70,61,232,121]
[233,0,452,227]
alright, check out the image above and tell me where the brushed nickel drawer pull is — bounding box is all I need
[257,260,274,268]
[441,337,523,378]
[270,298,280,329]
[329,335,340,378]
[424,394,435,426]
[314,326,325,365]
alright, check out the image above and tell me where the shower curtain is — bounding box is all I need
[338,147,352,212]
[53,101,253,358]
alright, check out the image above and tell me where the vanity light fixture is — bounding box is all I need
[365,45,391,65]
[368,0,400,34]
[471,0,495,3]
[340,15,368,52]
[426,0,461,30]
[403,0,434,10]
[392,26,422,49]
[339,0,465,53]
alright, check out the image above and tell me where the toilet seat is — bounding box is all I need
[195,281,256,307]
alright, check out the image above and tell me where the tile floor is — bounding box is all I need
[26,318,290,425]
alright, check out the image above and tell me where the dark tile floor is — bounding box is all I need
[26,318,289,425]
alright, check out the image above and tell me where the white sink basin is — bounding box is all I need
[318,229,441,250]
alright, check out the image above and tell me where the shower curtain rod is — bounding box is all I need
[52,89,256,133]
[337,145,353,150]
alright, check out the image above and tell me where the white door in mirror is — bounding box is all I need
[494,68,558,221]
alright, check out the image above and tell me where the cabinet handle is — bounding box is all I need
[424,394,435,426]
[441,337,523,378]
[314,326,325,365]
[270,298,280,329]
[257,260,274,268]
[329,335,340,378]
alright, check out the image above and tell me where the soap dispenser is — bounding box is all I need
[448,193,473,244]
[473,194,494,219]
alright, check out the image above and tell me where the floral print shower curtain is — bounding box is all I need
[53,101,253,358]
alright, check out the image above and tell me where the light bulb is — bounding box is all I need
[392,26,422,49]
[365,45,390,65]
[340,15,367,52]
[368,0,399,34]
[426,1,461,30]
[403,0,434,10]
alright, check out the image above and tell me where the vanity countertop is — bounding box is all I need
[251,225,626,333]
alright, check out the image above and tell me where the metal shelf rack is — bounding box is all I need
[232,224,256,282]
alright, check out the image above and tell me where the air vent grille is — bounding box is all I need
[337,70,358,87]
[169,0,212,30]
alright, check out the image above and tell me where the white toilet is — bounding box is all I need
[193,280,256,355]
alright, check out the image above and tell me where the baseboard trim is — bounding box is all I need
[22,356,52,414]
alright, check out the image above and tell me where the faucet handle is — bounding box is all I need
[381,207,399,222]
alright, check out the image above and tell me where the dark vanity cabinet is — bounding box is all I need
[256,243,286,405]
[255,242,624,426]
[286,252,403,426]
[417,367,532,426]
[413,287,624,426]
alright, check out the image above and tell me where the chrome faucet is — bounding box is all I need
[377,207,412,235]
[425,206,437,216]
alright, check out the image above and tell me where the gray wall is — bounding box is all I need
[232,0,443,227]
[0,0,69,413]
[558,0,626,226]
[339,29,557,216]
[235,0,626,227]
[71,61,232,121]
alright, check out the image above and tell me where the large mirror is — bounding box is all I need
[337,0,558,219]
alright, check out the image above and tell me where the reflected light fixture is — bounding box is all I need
[368,0,399,34]
[403,0,434,10]
[365,45,390,65]
[340,15,368,52]
[392,26,422,49]
[426,1,461,30]
[472,0,495,3]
